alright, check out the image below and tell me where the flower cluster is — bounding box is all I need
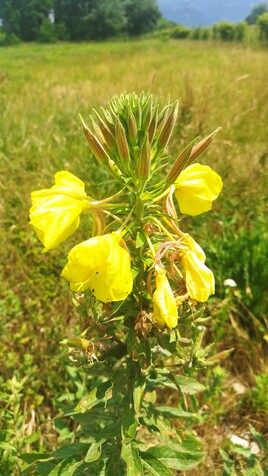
[29,92,222,331]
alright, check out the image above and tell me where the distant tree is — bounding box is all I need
[86,0,126,39]
[257,11,268,40]
[0,0,52,41]
[156,17,176,31]
[246,2,268,24]
[233,22,246,41]
[53,0,92,40]
[170,24,191,39]
[213,21,235,41]
[124,0,161,36]
[0,0,161,41]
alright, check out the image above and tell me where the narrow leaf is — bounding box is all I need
[142,457,174,476]
[74,380,112,413]
[121,442,144,476]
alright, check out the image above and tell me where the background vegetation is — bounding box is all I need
[0,37,267,474]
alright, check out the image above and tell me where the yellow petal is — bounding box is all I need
[182,250,215,302]
[183,233,206,262]
[30,195,84,251]
[61,232,133,303]
[153,271,178,329]
[175,163,223,216]
[29,171,89,251]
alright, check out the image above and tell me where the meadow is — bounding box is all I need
[0,38,267,474]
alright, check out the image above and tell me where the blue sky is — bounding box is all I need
[157,0,266,26]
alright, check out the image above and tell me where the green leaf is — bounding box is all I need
[133,375,146,414]
[102,300,125,321]
[156,405,198,421]
[0,442,16,452]
[219,450,236,476]
[141,445,203,471]
[121,442,144,476]
[53,443,89,459]
[142,457,174,475]
[249,425,268,452]
[136,231,147,248]
[122,391,139,441]
[48,457,84,476]
[172,375,206,395]
[84,439,105,463]
[21,453,52,464]
[244,464,265,476]
[22,459,57,476]
[23,431,41,445]
[74,380,112,413]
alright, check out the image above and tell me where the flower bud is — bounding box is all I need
[80,117,110,165]
[115,118,130,162]
[127,109,138,145]
[92,109,116,151]
[157,101,179,150]
[139,134,151,180]
[166,141,193,185]
[188,127,221,164]
[148,109,158,143]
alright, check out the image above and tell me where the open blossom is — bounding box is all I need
[182,250,215,302]
[61,232,133,303]
[29,171,91,251]
[153,270,178,329]
[175,163,223,216]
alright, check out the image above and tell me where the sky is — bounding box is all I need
[157,0,266,26]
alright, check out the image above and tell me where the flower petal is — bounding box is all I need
[61,233,133,303]
[182,250,215,302]
[30,195,84,251]
[175,163,223,216]
[29,171,89,251]
[153,271,178,329]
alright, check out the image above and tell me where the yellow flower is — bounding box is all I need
[61,232,133,302]
[182,250,215,302]
[153,270,178,329]
[175,163,223,216]
[183,233,206,262]
[29,171,90,251]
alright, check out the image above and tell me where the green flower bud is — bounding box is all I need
[157,101,179,150]
[115,117,130,162]
[139,134,151,180]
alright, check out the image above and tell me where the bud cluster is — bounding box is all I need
[29,92,223,333]
[81,92,179,191]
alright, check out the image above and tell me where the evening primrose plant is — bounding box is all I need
[26,92,227,475]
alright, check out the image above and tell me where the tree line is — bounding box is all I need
[0,0,161,43]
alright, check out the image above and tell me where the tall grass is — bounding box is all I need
[0,39,267,474]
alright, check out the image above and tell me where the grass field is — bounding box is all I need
[0,39,267,474]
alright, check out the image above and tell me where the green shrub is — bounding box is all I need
[257,12,268,41]
[213,22,236,41]
[170,25,192,39]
